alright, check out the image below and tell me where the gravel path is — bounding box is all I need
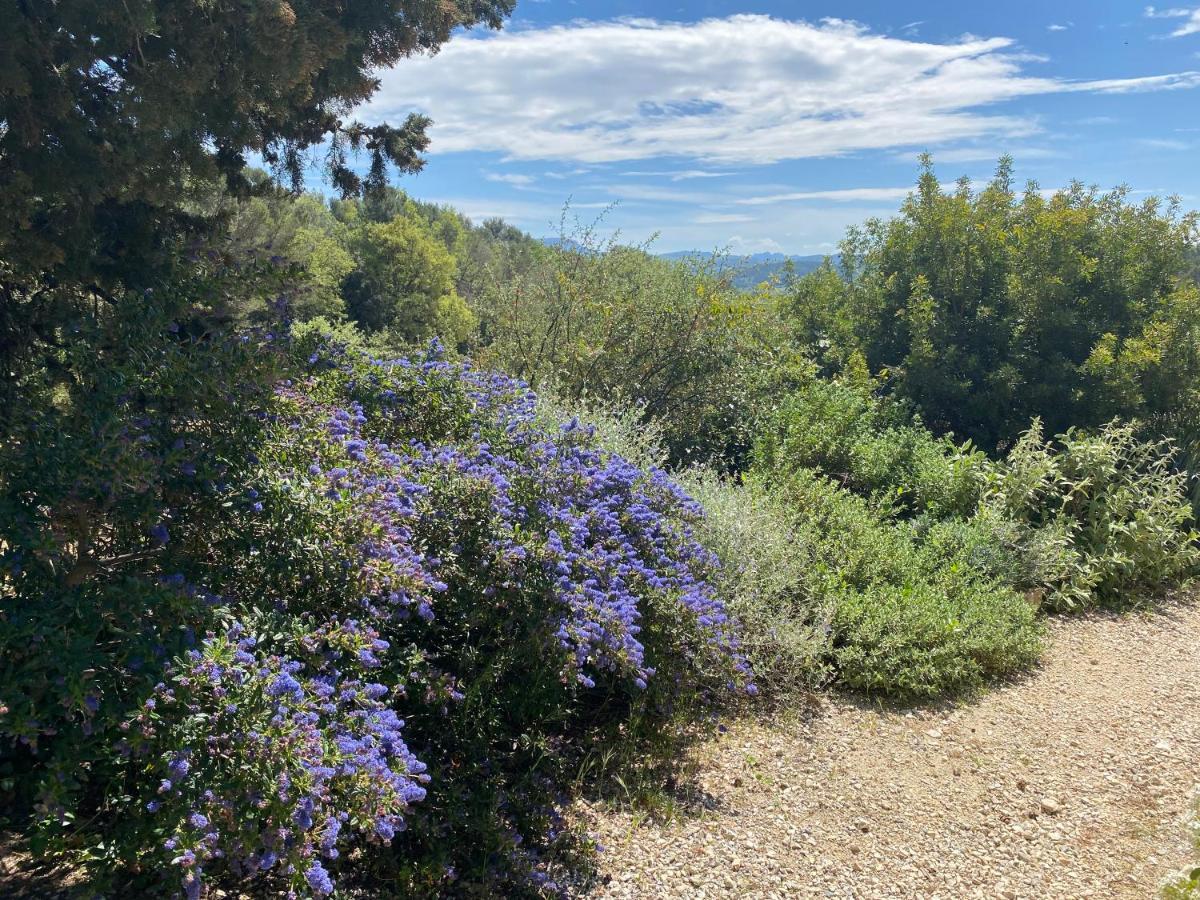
[586,599,1200,899]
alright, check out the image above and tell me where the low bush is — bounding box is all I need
[770,471,1042,700]
[754,377,986,519]
[983,420,1200,609]
[913,507,1072,596]
[672,462,1041,701]
[1,317,750,897]
[680,470,836,695]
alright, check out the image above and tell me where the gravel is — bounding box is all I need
[584,598,1200,899]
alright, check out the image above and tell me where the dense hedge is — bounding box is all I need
[1,314,749,897]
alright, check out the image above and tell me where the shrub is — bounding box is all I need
[984,420,1200,608]
[786,157,1200,455]
[768,471,1042,700]
[914,507,1072,596]
[676,463,1040,701]
[532,399,839,697]
[2,321,749,897]
[754,377,986,519]
[474,222,807,468]
[0,263,286,845]
[533,391,669,474]
[830,576,1040,699]
[679,470,836,696]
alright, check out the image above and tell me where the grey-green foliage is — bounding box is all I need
[680,470,836,695]
[983,419,1200,609]
[533,390,668,473]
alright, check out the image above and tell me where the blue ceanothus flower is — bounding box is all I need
[127,338,749,898]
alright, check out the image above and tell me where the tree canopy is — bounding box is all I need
[788,156,1200,452]
[0,0,512,401]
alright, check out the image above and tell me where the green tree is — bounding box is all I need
[0,0,512,400]
[788,156,1200,452]
[343,215,475,346]
[194,174,356,321]
[476,224,808,466]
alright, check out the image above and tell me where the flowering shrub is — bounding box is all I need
[2,313,748,897]
[125,624,429,899]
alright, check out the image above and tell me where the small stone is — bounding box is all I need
[1040,797,1062,815]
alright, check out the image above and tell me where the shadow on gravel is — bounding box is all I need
[0,833,81,899]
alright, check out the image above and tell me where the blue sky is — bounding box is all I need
[352,2,1200,254]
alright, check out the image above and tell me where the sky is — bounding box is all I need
[349,1,1200,254]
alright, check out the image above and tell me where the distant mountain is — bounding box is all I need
[657,251,829,290]
[538,238,831,291]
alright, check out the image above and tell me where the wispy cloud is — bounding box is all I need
[736,187,915,206]
[362,15,1200,165]
[1047,23,1072,32]
[620,169,732,181]
[1145,5,1200,36]
[1139,137,1192,149]
[598,183,728,204]
[485,172,536,187]
[891,146,1064,163]
[692,212,756,224]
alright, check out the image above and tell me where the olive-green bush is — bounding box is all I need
[753,377,985,519]
[771,471,1042,699]
[983,420,1200,609]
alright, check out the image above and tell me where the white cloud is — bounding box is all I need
[891,146,1064,163]
[728,235,785,254]
[1139,137,1191,149]
[1047,23,1072,32]
[736,187,917,206]
[1145,5,1200,36]
[598,183,727,204]
[692,212,756,224]
[620,169,732,181]
[362,15,1200,165]
[485,172,536,186]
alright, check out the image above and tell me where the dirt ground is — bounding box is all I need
[588,600,1200,899]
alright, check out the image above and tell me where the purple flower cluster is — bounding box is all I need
[127,337,748,897]
[134,622,427,898]
[285,344,750,694]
